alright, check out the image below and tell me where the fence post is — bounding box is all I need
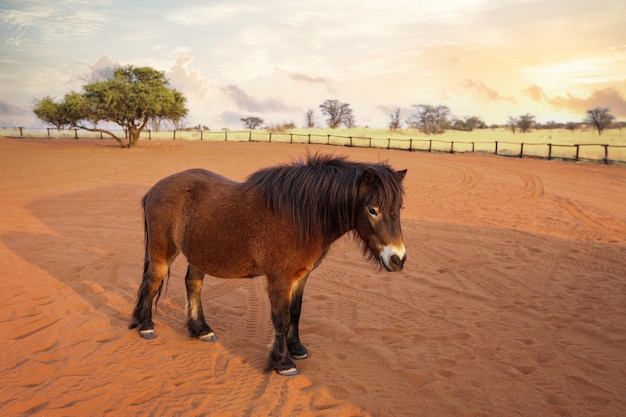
[47,128,51,138]
[290,133,293,143]
[387,138,391,150]
[409,139,413,151]
[472,142,475,153]
[74,129,78,139]
[269,133,272,143]
[450,141,454,154]
[200,130,203,141]
[494,141,498,155]
[349,136,353,147]
[369,137,372,148]
[249,131,252,142]
[520,143,524,158]
[548,144,552,160]
[603,145,609,164]
[148,130,152,140]
[173,130,176,140]
[308,134,311,144]
[19,127,23,137]
[428,140,432,153]
[575,144,579,161]
[225,131,228,141]
[327,134,330,145]
[100,131,103,139]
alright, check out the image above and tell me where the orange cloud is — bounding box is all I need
[463,79,516,103]
[549,88,626,117]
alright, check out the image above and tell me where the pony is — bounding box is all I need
[129,154,407,375]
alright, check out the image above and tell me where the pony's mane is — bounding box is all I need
[240,154,404,243]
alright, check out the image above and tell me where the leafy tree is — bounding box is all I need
[388,108,402,131]
[319,99,354,128]
[585,107,615,136]
[33,65,188,148]
[241,116,264,129]
[407,104,450,134]
[507,116,518,133]
[32,96,72,129]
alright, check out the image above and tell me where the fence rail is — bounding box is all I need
[3,127,625,164]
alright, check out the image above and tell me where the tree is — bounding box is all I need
[33,65,188,148]
[304,109,315,128]
[241,116,264,129]
[32,96,73,130]
[585,107,615,136]
[517,113,536,133]
[507,114,535,134]
[507,116,518,133]
[388,108,402,131]
[407,104,450,134]
[451,115,485,132]
[319,99,354,128]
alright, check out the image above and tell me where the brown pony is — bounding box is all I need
[129,154,407,375]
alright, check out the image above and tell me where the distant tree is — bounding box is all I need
[32,96,72,129]
[517,113,536,133]
[451,115,485,131]
[343,111,356,128]
[319,99,354,128]
[241,116,264,129]
[33,65,188,148]
[304,109,316,128]
[407,104,450,134]
[507,116,518,133]
[565,121,578,132]
[585,107,615,136]
[388,108,402,131]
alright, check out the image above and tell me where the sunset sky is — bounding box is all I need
[1,0,625,130]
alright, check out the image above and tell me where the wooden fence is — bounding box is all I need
[5,127,626,164]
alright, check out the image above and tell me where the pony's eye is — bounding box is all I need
[367,207,378,217]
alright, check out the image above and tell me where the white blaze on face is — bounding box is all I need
[380,243,406,270]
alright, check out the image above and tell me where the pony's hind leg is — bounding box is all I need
[185,264,217,342]
[129,259,170,340]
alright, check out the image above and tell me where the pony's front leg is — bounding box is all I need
[185,264,217,342]
[287,273,309,360]
[266,278,297,376]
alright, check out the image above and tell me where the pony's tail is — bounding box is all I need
[141,194,170,313]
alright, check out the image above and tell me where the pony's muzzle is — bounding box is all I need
[380,244,406,272]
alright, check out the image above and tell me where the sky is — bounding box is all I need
[1,0,625,130]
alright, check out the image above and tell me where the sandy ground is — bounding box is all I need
[1,137,625,417]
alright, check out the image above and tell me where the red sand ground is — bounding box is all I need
[1,137,625,416]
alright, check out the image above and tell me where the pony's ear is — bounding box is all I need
[396,169,407,181]
[362,169,375,185]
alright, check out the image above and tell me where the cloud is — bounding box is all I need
[82,56,121,83]
[525,85,548,102]
[217,110,245,127]
[548,88,626,117]
[282,69,331,84]
[463,79,516,103]
[221,84,297,113]
[167,56,210,102]
[0,99,25,116]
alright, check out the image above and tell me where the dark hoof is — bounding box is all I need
[277,367,298,376]
[289,343,308,360]
[139,329,156,340]
[291,352,308,360]
[199,332,217,342]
